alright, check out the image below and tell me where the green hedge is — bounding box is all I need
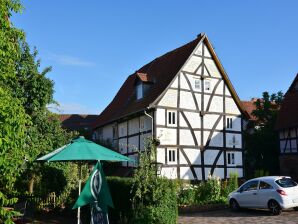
[107,176,133,224]
[132,178,178,224]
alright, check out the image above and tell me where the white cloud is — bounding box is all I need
[47,53,95,67]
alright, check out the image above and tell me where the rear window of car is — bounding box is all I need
[275,178,298,188]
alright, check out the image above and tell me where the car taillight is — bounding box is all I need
[277,189,287,196]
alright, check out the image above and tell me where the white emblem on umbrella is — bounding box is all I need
[91,169,102,200]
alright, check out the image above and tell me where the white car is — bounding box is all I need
[228,176,298,215]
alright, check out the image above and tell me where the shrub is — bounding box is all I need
[131,138,178,224]
[177,185,196,206]
[106,176,133,224]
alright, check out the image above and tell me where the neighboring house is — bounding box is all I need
[241,99,258,133]
[92,33,249,180]
[275,74,298,180]
[59,114,98,138]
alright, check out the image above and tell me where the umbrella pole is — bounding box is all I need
[77,163,82,224]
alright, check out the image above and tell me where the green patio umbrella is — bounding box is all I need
[36,136,134,224]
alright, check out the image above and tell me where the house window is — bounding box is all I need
[167,111,176,125]
[227,118,233,129]
[120,126,125,136]
[227,152,235,165]
[168,149,176,163]
[136,83,143,100]
[204,80,211,91]
[194,78,201,90]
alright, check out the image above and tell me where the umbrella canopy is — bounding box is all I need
[37,136,133,162]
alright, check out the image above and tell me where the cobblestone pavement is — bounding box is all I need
[179,208,298,224]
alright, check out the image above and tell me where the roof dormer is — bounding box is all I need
[135,72,154,100]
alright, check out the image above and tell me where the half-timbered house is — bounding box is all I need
[275,73,298,180]
[92,33,248,180]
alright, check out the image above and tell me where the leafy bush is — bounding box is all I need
[106,177,133,224]
[131,138,178,224]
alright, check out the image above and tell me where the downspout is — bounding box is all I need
[144,107,154,138]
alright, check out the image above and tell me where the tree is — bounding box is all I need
[244,91,284,177]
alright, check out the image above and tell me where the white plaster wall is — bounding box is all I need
[179,113,188,128]
[140,115,152,132]
[180,167,194,180]
[226,133,242,148]
[161,167,177,179]
[226,98,241,114]
[280,140,285,152]
[204,95,210,109]
[128,117,139,135]
[118,122,127,138]
[194,93,202,109]
[209,132,224,147]
[225,88,232,96]
[184,112,201,128]
[158,89,177,108]
[194,43,203,56]
[203,44,212,58]
[279,131,284,139]
[180,129,195,146]
[204,58,221,78]
[170,76,178,88]
[204,150,220,165]
[209,96,223,113]
[211,168,225,179]
[180,73,190,90]
[194,168,202,180]
[291,140,297,149]
[182,56,202,73]
[156,108,166,126]
[128,136,139,152]
[226,116,241,132]
[180,148,201,165]
[290,128,296,138]
[118,138,127,155]
[180,91,196,110]
[204,114,221,130]
[102,124,114,141]
[157,147,165,164]
[194,131,201,145]
[227,168,243,178]
[157,128,177,145]
[214,80,224,95]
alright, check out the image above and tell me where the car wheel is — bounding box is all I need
[229,199,240,211]
[268,200,281,215]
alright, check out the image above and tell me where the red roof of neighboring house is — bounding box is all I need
[241,99,258,121]
[275,74,298,130]
[59,114,98,131]
[93,34,248,129]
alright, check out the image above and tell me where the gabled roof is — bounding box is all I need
[93,34,248,129]
[275,74,298,130]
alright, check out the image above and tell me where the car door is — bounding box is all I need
[257,181,275,208]
[236,180,259,207]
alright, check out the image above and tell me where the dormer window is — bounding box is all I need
[135,72,154,100]
[136,83,143,100]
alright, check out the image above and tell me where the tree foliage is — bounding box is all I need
[244,91,284,177]
[0,1,77,222]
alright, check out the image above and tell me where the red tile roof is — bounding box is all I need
[241,100,258,121]
[275,74,298,130]
[93,34,248,129]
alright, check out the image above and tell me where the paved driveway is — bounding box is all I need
[179,208,298,224]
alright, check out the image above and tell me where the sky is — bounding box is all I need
[12,0,298,115]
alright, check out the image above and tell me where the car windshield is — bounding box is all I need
[275,178,297,188]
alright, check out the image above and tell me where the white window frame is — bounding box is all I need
[136,83,143,100]
[194,78,201,90]
[227,152,235,165]
[227,117,233,129]
[167,148,177,164]
[204,79,211,91]
[167,111,177,126]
